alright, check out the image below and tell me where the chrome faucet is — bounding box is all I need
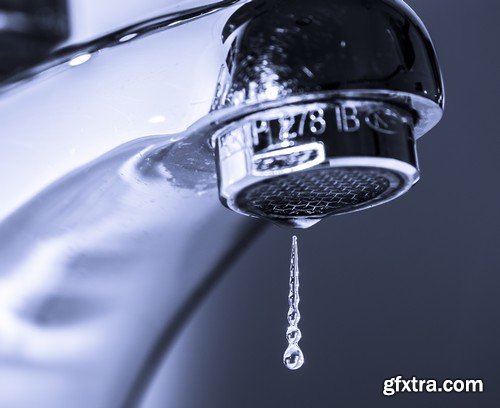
[0,1,443,407]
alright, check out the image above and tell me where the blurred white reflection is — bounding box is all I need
[68,53,92,67]
[149,115,166,124]
[119,33,138,42]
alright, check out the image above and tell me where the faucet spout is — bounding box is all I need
[208,0,444,227]
[0,0,443,406]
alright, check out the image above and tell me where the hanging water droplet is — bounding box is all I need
[287,308,301,326]
[283,344,304,370]
[283,235,304,370]
[286,326,302,344]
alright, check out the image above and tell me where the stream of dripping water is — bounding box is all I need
[283,235,304,370]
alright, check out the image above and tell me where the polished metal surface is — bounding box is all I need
[213,100,420,227]
[211,0,444,137]
[0,3,259,407]
[208,0,443,227]
[0,0,443,406]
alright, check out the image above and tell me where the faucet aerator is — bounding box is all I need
[210,0,443,228]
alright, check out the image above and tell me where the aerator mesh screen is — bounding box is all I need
[235,167,402,218]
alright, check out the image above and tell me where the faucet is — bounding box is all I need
[0,0,443,407]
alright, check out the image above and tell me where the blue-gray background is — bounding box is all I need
[144,1,500,406]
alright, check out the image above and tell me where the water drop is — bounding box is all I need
[286,326,302,344]
[283,235,304,370]
[283,344,304,370]
[287,308,301,326]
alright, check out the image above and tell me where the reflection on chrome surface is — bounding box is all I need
[0,0,443,406]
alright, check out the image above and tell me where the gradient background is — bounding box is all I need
[143,1,500,406]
